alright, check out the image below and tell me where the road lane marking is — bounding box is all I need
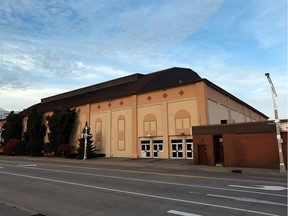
[0,159,286,186]
[47,165,286,186]
[168,210,202,216]
[1,164,286,197]
[9,165,288,197]
[249,176,287,181]
[207,194,287,207]
[0,170,282,216]
[229,185,287,191]
[17,164,37,167]
[188,191,200,195]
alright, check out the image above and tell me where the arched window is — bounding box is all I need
[175,109,191,135]
[143,113,157,136]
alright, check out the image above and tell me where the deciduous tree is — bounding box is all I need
[47,107,76,155]
[2,111,23,145]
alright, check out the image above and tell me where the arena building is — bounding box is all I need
[26,67,268,159]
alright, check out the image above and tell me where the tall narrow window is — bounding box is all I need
[95,118,102,151]
[118,115,125,151]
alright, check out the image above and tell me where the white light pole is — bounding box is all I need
[265,73,286,173]
[82,122,88,160]
[0,127,4,144]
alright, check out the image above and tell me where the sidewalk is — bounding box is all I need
[4,155,285,176]
[87,157,287,176]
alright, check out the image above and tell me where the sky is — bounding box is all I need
[0,0,287,120]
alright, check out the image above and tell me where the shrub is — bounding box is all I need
[27,140,44,157]
[58,144,76,158]
[43,142,53,156]
[3,139,20,156]
[13,140,26,155]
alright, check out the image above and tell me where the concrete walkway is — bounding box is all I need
[85,157,286,175]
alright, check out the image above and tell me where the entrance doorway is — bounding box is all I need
[140,140,150,158]
[214,136,224,166]
[171,139,183,159]
[153,140,163,158]
[186,139,193,159]
[140,139,163,158]
[198,144,208,165]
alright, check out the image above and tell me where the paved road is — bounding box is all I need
[0,157,287,216]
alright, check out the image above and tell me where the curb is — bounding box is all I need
[0,200,41,216]
[0,156,285,176]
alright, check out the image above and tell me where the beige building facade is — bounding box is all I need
[28,67,267,159]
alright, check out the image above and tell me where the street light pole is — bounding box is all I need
[0,127,4,144]
[83,122,88,160]
[265,73,286,173]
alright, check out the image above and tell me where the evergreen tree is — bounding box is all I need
[2,111,23,145]
[47,107,76,155]
[25,108,46,156]
[77,122,96,159]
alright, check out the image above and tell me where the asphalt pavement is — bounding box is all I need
[0,156,286,216]
[2,155,284,175]
[0,201,38,216]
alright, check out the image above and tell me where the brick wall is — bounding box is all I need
[193,121,287,169]
[223,133,279,169]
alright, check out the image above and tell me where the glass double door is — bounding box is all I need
[152,140,163,158]
[171,139,193,159]
[171,140,183,158]
[140,139,193,159]
[140,140,151,158]
[186,139,193,159]
[140,140,163,158]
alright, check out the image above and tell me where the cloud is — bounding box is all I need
[188,56,288,119]
[2,0,285,120]
[111,0,222,44]
[0,0,222,40]
[0,0,223,89]
[94,0,223,65]
[0,0,90,37]
[242,0,287,47]
[0,88,68,111]
[0,38,131,91]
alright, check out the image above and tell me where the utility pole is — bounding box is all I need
[265,73,286,173]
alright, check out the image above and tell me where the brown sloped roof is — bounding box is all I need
[29,67,202,113]
[23,67,268,119]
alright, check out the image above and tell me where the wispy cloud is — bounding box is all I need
[0,0,223,88]
[0,0,286,119]
[189,56,287,119]
[0,39,130,90]
[0,87,67,111]
[242,0,287,47]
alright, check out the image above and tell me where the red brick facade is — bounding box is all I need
[192,121,287,170]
